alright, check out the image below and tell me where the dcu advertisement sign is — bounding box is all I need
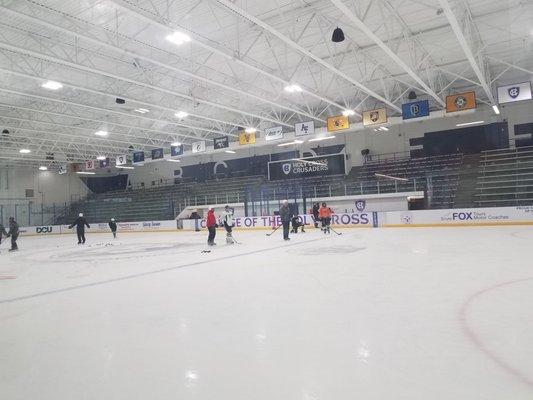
[268,154,346,180]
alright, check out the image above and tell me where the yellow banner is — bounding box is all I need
[239,132,256,145]
[362,108,387,126]
[446,91,476,113]
[327,115,350,132]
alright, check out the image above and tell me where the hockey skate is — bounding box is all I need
[226,232,235,244]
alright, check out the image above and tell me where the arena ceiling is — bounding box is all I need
[0,0,531,168]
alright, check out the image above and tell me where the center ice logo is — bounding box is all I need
[282,163,291,175]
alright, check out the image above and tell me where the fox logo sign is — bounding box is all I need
[452,212,473,221]
[282,163,291,175]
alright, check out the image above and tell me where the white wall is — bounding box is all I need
[0,167,89,225]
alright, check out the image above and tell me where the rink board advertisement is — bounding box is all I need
[383,206,533,227]
[268,154,346,180]
[181,212,377,230]
[18,220,178,236]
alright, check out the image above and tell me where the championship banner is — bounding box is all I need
[294,121,315,136]
[151,148,164,160]
[402,100,430,120]
[268,153,346,180]
[327,115,350,132]
[192,140,206,153]
[116,155,127,166]
[497,82,532,104]
[213,136,229,149]
[446,91,476,113]
[171,144,184,156]
[99,158,110,168]
[239,132,256,145]
[58,164,67,175]
[85,160,95,170]
[363,108,387,126]
[132,151,145,164]
[265,126,283,141]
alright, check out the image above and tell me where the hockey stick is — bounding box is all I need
[266,224,281,236]
[329,226,343,235]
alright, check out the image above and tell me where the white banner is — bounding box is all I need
[265,126,283,141]
[58,164,67,175]
[497,82,532,104]
[116,155,127,166]
[20,221,177,236]
[85,160,95,170]
[294,121,314,136]
[192,140,206,153]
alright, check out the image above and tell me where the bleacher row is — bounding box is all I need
[58,152,469,223]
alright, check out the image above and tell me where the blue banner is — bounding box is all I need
[402,100,430,120]
[171,145,184,156]
[151,148,164,160]
[132,151,145,164]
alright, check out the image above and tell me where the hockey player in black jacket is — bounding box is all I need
[109,218,117,238]
[3,217,19,251]
[69,213,90,244]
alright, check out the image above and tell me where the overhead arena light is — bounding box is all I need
[166,159,181,163]
[379,126,389,131]
[175,111,189,119]
[342,109,355,117]
[41,80,63,90]
[19,148,31,154]
[456,120,485,127]
[134,108,150,114]
[225,150,236,154]
[284,84,303,93]
[77,171,96,175]
[171,141,181,146]
[166,31,191,46]
[38,166,48,171]
[94,130,108,137]
[492,105,500,115]
[245,127,257,134]
[309,136,336,142]
[277,140,303,147]
[116,165,134,169]
[96,156,106,160]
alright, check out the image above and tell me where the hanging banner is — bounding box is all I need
[171,144,184,156]
[85,160,95,170]
[213,136,229,149]
[268,153,346,180]
[58,164,67,175]
[116,155,127,166]
[327,115,350,132]
[497,82,532,104]
[151,148,164,160]
[265,126,284,141]
[363,108,387,126]
[402,100,430,120]
[239,132,256,145]
[99,158,110,168]
[446,91,476,113]
[192,140,206,153]
[132,151,145,164]
[294,121,315,136]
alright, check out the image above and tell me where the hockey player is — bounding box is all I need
[206,207,217,246]
[0,222,7,248]
[221,205,235,244]
[69,213,90,244]
[4,217,19,252]
[312,202,320,228]
[291,215,305,233]
[318,202,333,234]
[279,200,292,241]
[109,218,117,238]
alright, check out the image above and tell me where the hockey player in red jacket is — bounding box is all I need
[206,207,217,246]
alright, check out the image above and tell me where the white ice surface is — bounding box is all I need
[0,227,532,400]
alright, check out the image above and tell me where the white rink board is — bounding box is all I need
[18,220,177,236]
[383,206,533,227]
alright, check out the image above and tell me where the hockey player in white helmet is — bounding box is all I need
[221,205,235,244]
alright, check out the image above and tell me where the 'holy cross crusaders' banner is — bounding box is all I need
[497,82,532,104]
[268,154,346,180]
[402,100,430,120]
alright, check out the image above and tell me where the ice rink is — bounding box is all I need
[1,226,532,400]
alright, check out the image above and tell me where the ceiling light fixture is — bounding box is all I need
[277,140,304,147]
[77,171,96,175]
[492,105,500,115]
[19,148,31,154]
[166,31,192,46]
[38,166,48,171]
[166,159,181,163]
[284,84,303,93]
[171,142,182,147]
[309,136,336,142]
[41,80,63,90]
[134,108,150,114]
[97,156,106,161]
[379,126,390,131]
[245,127,257,134]
[456,120,485,127]
[116,165,134,169]
[342,109,355,117]
[94,130,108,137]
[175,111,189,119]
[225,150,236,154]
